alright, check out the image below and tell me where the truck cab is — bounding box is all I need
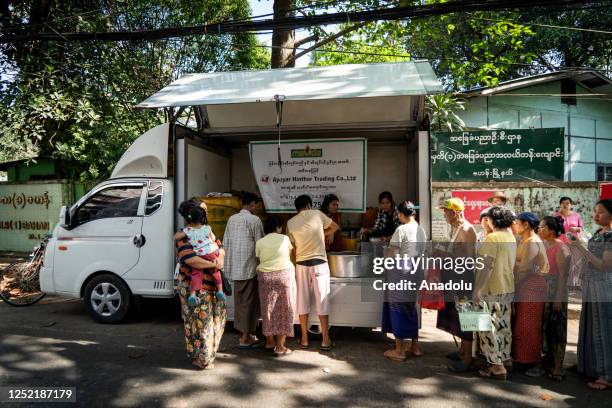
[40,125,175,322]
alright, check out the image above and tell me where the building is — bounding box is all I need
[0,157,94,252]
[459,70,612,181]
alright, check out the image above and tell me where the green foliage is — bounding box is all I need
[0,0,269,179]
[519,6,612,70]
[416,15,537,89]
[311,21,410,65]
[426,94,466,132]
[304,0,611,90]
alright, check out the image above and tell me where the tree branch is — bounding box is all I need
[289,21,367,64]
[535,55,557,71]
[294,34,319,48]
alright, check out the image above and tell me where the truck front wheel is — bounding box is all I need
[83,274,131,323]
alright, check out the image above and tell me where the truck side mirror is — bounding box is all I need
[59,205,71,228]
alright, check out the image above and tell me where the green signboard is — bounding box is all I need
[431,128,565,182]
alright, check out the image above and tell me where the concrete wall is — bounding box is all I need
[0,180,93,252]
[431,181,601,241]
[459,81,612,182]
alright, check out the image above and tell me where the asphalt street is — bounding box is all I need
[1,290,610,408]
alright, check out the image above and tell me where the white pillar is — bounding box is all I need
[418,130,431,239]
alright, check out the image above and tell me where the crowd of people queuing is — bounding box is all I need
[172,190,612,391]
[435,194,611,389]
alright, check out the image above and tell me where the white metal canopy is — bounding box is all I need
[137,61,442,108]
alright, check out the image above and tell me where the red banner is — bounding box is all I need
[601,183,612,200]
[451,190,496,225]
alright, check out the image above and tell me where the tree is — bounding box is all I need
[270,0,376,68]
[271,0,296,68]
[0,0,269,178]
[426,94,466,132]
[301,1,611,89]
[519,6,612,72]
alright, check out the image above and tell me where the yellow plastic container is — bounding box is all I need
[200,196,241,240]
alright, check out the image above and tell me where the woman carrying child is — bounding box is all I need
[175,199,227,370]
[176,204,226,306]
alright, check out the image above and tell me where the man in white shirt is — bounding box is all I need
[223,192,264,348]
[287,194,338,351]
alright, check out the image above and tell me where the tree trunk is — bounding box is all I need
[271,0,295,68]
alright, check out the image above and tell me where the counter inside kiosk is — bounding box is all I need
[138,62,442,327]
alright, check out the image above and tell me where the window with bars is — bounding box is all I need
[597,164,612,181]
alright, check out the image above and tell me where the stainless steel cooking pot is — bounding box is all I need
[327,251,372,278]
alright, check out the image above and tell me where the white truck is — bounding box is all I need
[40,62,440,323]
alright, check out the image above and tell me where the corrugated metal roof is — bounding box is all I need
[462,69,612,96]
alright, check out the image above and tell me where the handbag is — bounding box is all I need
[418,268,446,310]
[458,301,492,332]
[220,270,232,296]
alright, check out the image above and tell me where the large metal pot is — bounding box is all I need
[328,251,372,278]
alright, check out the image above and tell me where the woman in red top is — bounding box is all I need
[321,194,345,252]
[539,216,571,381]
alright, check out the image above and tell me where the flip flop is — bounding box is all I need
[239,342,261,350]
[448,360,476,373]
[446,351,461,361]
[320,342,335,352]
[547,372,566,382]
[299,342,309,349]
[479,367,507,381]
[525,366,546,377]
[408,350,424,358]
[275,348,293,357]
[192,360,214,370]
[587,379,612,390]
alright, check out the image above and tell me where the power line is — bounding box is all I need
[238,41,610,74]
[0,0,598,43]
[0,0,354,33]
[471,16,612,35]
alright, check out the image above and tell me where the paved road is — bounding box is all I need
[0,291,609,408]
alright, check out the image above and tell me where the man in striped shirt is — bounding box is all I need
[223,193,265,348]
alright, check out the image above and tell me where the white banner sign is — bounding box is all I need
[249,139,367,213]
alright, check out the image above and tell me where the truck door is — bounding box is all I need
[122,180,175,296]
[52,182,146,294]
